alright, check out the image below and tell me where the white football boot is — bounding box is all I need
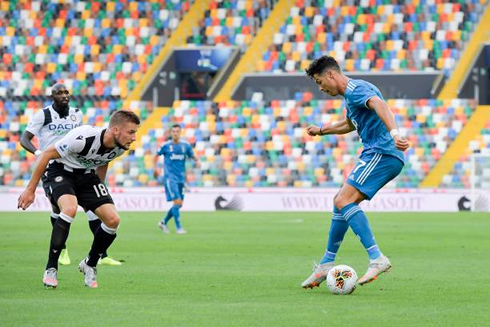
[301,262,334,289]
[358,254,392,285]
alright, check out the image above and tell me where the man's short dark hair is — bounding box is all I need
[305,56,341,78]
[109,110,140,127]
[171,124,181,129]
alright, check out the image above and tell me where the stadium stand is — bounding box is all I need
[256,0,487,74]
[441,120,490,189]
[0,0,193,98]
[104,97,476,188]
[186,0,276,50]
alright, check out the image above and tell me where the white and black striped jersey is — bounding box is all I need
[26,105,83,151]
[54,125,125,170]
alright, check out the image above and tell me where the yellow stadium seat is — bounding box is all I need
[129,2,138,11]
[305,7,315,17]
[106,2,115,11]
[83,28,92,38]
[76,71,86,81]
[74,54,84,64]
[358,14,366,25]
[81,10,90,20]
[102,18,111,28]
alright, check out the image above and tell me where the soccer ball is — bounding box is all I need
[326,265,358,295]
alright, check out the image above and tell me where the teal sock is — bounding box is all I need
[320,207,349,264]
[163,208,173,225]
[171,205,182,230]
[341,203,381,260]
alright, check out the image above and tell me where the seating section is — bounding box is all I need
[441,121,490,189]
[0,0,192,98]
[0,100,153,186]
[258,0,487,74]
[106,98,476,188]
[186,0,274,50]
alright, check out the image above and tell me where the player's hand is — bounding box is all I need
[195,160,201,169]
[306,125,322,136]
[18,189,35,210]
[394,135,410,151]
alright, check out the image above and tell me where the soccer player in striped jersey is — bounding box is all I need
[20,83,122,266]
[18,110,140,288]
[301,56,410,288]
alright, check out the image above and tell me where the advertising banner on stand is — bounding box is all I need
[1,188,487,212]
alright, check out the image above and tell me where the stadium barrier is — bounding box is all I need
[1,187,487,212]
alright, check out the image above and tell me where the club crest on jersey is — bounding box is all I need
[70,114,77,121]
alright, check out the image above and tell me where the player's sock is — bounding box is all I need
[171,205,182,230]
[88,218,108,258]
[320,207,349,264]
[46,213,73,269]
[50,213,66,250]
[341,203,381,260]
[163,208,173,225]
[50,213,58,227]
[86,223,117,267]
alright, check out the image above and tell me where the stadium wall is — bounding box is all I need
[1,188,486,213]
[232,72,443,101]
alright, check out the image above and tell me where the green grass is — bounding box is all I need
[0,211,489,326]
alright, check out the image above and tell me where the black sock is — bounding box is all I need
[51,216,67,250]
[86,226,117,267]
[46,217,72,270]
[88,219,108,258]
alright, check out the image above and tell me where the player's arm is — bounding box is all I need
[191,153,201,168]
[17,145,61,210]
[96,164,109,183]
[366,96,409,151]
[187,144,201,168]
[20,131,40,155]
[22,110,44,155]
[306,118,356,136]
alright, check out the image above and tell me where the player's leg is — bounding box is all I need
[158,179,175,233]
[338,153,403,285]
[44,194,78,288]
[79,204,119,288]
[173,198,185,233]
[173,183,185,234]
[77,175,118,288]
[43,174,70,266]
[301,206,348,289]
[86,210,121,266]
[53,205,71,266]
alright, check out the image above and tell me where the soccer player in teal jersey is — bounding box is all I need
[157,125,200,234]
[301,56,410,288]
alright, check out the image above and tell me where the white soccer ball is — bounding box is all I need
[326,265,358,295]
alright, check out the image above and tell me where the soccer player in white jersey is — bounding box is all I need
[18,110,140,288]
[20,83,122,266]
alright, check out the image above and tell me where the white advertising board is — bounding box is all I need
[1,187,487,212]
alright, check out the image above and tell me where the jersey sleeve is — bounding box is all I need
[351,84,378,109]
[54,128,87,158]
[25,110,45,136]
[157,144,165,156]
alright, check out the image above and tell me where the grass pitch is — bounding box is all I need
[0,211,488,326]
